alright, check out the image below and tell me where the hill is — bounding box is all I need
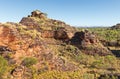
[0,10,120,79]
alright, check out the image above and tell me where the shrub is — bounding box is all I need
[0,56,8,77]
[91,60,103,68]
[22,57,38,67]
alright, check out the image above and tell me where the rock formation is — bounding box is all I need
[0,10,114,78]
[70,29,111,56]
[30,10,47,19]
[20,10,75,40]
[111,23,120,29]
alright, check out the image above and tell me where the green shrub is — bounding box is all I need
[22,57,38,67]
[91,60,103,68]
[0,56,8,77]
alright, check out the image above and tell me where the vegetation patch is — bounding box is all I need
[0,56,8,77]
[22,57,38,67]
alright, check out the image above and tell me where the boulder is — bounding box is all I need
[54,28,68,39]
[54,27,74,40]
[31,10,47,19]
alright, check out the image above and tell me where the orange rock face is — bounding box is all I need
[41,30,54,38]
[0,26,19,49]
[0,25,45,64]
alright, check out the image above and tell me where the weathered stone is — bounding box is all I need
[54,28,68,39]
[70,30,111,56]
[20,17,40,27]
[11,66,24,79]
[0,46,13,58]
[31,10,47,19]
[41,30,54,38]
[54,27,74,40]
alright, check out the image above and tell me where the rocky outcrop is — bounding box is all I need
[111,23,120,29]
[20,10,76,35]
[0,46,13,58]
[20,10,47,30]
[41,27,74,40]
[70,30,111,56]
[19,10,75,40]
[30,10,47,19]
[54,28,69,40]
[70,30,99,45]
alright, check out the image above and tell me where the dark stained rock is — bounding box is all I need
[31,10,47,19]
[111,23,120,29]
[70,30,112,56]
[0,46,13,58]
[41,27,74,40]
[70,30,99,45]
[54,28,68,40]
[0,46,12,52]
[54,27,74,40]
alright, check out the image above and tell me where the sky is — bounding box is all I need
[0,0,120,26]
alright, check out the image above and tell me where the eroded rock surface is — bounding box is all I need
[70,30,111,56]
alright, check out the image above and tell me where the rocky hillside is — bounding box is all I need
[0,10,119,79]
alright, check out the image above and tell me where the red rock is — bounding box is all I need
[41,30,54,38]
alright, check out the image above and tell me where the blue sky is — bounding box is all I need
[0,0,120,26]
